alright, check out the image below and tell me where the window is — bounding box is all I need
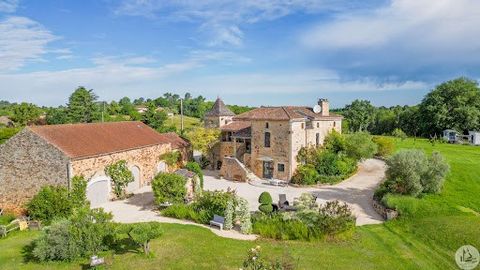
[277,163,285,172]
[316,133,320,146]
[265,122,269,129]
[301,123,305,129]
[317,122,319,128]
[264,132,271,148]
[333,121,336,127]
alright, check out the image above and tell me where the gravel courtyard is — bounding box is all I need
[203,158,386,225]
[101,158,386,232]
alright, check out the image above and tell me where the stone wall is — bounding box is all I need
[249,120,291,180]
[204,116,233,128]
[71,143,172,187]
[219,157,248,182]
[0,129,70,214]
[372,199,398,220]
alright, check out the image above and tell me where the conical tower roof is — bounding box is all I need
[205,97,235,117]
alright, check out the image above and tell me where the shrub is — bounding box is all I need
[242,246,295,270]
[32,220,75,261]
[26,186,72,225]
[315,151,356,183]
[291,164,319,185]
[0,213,15,225]
[224,199,235,230]
[105,160,134,199]
[323,130,346,154]
[392,128,407,140]
[317,200,355,234]
[372,136,395,157]
[258,192,273,214]
[185,161,204,188]
[252,214,311,241]
[296,145,321,164]
[32,207,114,262]
[237,197,252,234]
[421,152,450,194]
[161,204,205,223]
[70,175,89,208]
[161,151,181,167]
[152,173,187,204]
[344,132,378,161]
[378,150,450,198]
[123,222,163,255]
[192,190,235,222]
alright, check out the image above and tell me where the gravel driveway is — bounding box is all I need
[203,158,386,225]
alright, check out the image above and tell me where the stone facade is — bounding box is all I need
[204,115,233,129]
[219,157,248,182]
[0,126,191,213]
[0,129,70,214]
[71,143,173,187]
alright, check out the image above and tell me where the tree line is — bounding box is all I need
[340,77,480,137]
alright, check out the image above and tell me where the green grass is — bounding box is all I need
[164,115,201,131]
[1,137,478,269]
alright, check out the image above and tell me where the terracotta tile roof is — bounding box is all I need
[220,121,251,132]
[160,132,191,149]
[28,121,189,160]
[205,98,235,117]
[234,106,343,121]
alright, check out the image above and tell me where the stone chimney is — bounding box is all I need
[318,98,329,116]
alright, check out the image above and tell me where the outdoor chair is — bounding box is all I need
[209,215,225,230]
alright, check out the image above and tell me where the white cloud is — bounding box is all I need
[115,0,354,46]
[0,16,58,71]
[302,0,480,54]
[0,0,19,13]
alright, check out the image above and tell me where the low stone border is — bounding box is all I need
[372,199,398,220]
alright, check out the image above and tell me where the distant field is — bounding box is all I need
[1,137,478,269]
[165,115,201,131]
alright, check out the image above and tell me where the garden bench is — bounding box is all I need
[209,215,225,230]
[90,255,105,267]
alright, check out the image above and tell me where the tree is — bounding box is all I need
[107,101,122,115]
[419,77,480,136]
[124,222,163,255]
[46,107,69,125]
[67,87,99,123]
[224,199,234,230]
[186,127,220,154]
[11,102,41,125]
[142,102,168,131]
[105,160,134,199]
[344,132,378,161]
[119,97,135,115]
[343,99,376,132]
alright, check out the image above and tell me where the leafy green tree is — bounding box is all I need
[186,127,220,154]
[11,102,41,125]
[70,176,89,208]
[107,101,122,115]
[119,97,135,115]
[105,160,134,199]
[142,102,168,130]
[343,99,376,132]
[419,77,480,136]
[185,161,204,188]
[67,87,99,123]
[345,132,378,161]
[224,199,235,230]
[122,222,163,255]
[46,107,69,124]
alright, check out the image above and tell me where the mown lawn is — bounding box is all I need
[1,138,478,269]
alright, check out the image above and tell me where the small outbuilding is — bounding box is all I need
[0,121,191,213]
[443,129,459,143]
[469,131,480,145]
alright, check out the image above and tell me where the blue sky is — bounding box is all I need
[0,0,479,108]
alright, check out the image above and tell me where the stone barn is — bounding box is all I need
[0,121,190,213]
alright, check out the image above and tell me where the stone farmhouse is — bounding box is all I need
[0,121,190,213]
[207,98,342,182]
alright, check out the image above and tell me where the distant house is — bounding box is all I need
[443,129,459,143]
[0,121,191,213]
[0,116,14,127]
[443,129,480,145]
[206,98,342,182]
[135,106,148,114]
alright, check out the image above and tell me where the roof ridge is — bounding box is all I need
[29,121,142,129]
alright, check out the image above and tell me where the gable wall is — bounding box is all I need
[0,129,70,214]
